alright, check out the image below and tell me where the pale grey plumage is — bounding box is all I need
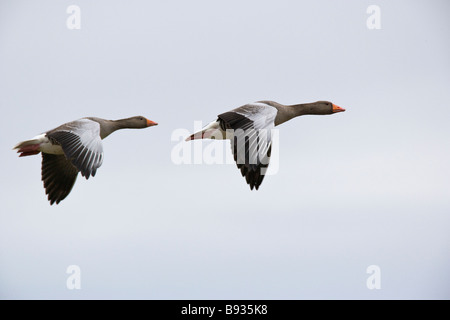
[14,116,157,205]
[187,100,345,190]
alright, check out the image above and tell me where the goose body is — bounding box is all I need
[186,100,345,190]
[14,116,157,205]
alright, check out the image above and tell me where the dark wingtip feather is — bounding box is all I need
[219,111,272,191]
[42,153,78,205]
[81,171,91,179]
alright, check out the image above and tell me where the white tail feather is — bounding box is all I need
[185,120,225,141]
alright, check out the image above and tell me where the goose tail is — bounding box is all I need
[185,120,225,141]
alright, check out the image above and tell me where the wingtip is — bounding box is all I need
[82,172,91,180]
[12,142,22,150]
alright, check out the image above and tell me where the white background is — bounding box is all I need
[1,0,449,299]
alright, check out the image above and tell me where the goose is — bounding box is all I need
[185,101,345,190]
[14,116,158,205]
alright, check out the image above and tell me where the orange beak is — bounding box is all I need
[332,104,346,113]
[147,119,158,127]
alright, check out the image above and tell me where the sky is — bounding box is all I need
[1,0,449,299]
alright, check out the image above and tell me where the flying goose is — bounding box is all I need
[185,101,345,190]
[14,116,158,205]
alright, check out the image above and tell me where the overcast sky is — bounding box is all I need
[1,0,449,299]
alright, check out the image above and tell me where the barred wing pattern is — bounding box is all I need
[218,103,277,190]
[47,119,104,179]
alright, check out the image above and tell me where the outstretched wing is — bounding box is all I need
[41,153,78,205]
[47,119,104,179]
[218,102,277,190]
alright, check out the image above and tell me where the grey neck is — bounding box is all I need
[261,101,323,126]
[86,117,133,139]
